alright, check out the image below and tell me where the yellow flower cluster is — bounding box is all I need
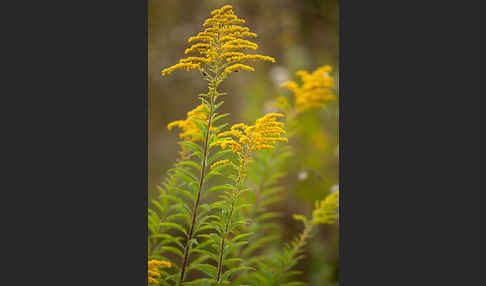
[161,5,275,77]
[167,104,207,142]
[312,191,339,225]
[211,113,288,154]
[148,259,171,284]
[280,65,336,113]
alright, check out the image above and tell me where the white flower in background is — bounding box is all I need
[298,170,308,181]
[269,66,290,86]
[330,184,339,193]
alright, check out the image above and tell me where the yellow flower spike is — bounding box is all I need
[187,35,215,43]
[212,113,287,154]
[231,123,248,131]
[167,104,207,142]
[161,5,274,77]
[161,63,200,76]
[179,57,210,64]
[280,65,336,113]
[224,63,255,75]
[211,159,229,169]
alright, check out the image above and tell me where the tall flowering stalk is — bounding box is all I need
[160,5,275,285]
[209,113,288,283]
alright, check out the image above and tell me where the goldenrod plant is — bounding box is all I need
[249,192,339,286]
[149,5,339,286]
[208,114,288,283]
[153,5,278,285]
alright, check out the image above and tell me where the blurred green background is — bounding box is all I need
[149,0,339,284]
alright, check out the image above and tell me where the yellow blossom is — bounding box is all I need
[281,65,336,113]
[167,104,207,142]
[148,259,171,284]
[161,5,275,77]
[212,113,288,154]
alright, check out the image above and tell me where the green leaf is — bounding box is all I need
[165,185,195,202]
[190,263,218,278]
[166,213,191,226]
[242,235,280,257]
[224,240,248,257]
[169,167,198,182]
[173,172,197,185]
[221,266,255,281]
[231,232,254,243]
[213,123,228,132]
[212,113,230,123]
[177,160,202,171]
[151,199,165,215]
[256,212,281,222]
[192,118,208,134]
[160,193,183,204]
[149,234,184,249]
[223,257,244,266]
[158,222,187,236]
[160,246,184,258]
[206,185,234,194]
[208,150,232,164]
[214,101,225,111]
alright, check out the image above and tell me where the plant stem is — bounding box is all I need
[290,222,313,262]
[178,82,217,286]
[277,221,314,283]
[216,154,247,282]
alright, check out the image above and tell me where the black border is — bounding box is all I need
[5,0,148,284]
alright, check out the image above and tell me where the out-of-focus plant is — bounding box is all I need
[258,192,339,286]
[276,65,336,131]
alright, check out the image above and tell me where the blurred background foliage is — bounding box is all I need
[149,0,338,284]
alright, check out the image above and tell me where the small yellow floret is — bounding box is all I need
[224,64,255,75]
[211,159,230,168]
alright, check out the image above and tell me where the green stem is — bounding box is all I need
[276,222,314,284]
[216,152,248,282]
[178,82,217,286]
